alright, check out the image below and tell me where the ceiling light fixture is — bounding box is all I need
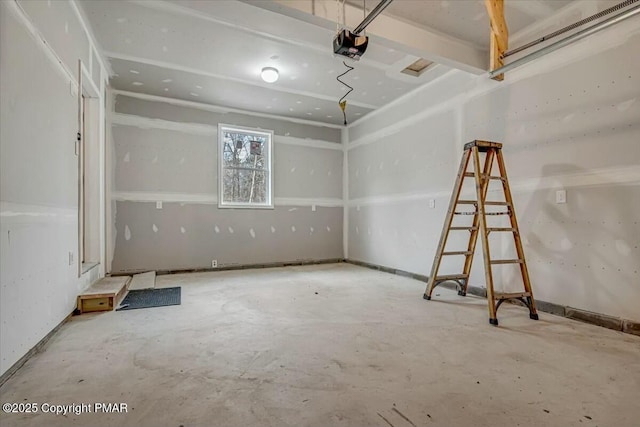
[261,67,279,83]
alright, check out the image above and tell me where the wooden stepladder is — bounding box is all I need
[423,140,538,326]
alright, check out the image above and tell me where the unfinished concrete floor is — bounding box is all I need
[1,263,639,427]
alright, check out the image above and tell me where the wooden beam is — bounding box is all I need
[489,32,504,81]
[245,0,487,74]
[484,0,508,80]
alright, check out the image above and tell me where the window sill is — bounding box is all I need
[81,262,99,274]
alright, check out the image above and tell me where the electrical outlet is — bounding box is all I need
[156,201,163,209]
[429,199,436,209]
[555,189,567,204]
[68,251,74,265]
[211,259,218,268]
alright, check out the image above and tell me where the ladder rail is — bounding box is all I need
[424,149,472,298]
[496,150,537,315]
[461,149,495,295]
[472,147,498,323]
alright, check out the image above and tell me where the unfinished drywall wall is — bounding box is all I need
[347,19,640,322]
[108,93,343,273]
[0,1,108,376]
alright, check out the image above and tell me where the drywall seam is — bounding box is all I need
[127,0,389,72]
[508,165,640,192]
[342,127,349,259]
[0,202,77,224]
[274,197,344,207]
[111,192,344,207]
[68,0,111,76]
[105,51,379,110]
[348,190,452,207]
[109,113,343,150]
[112,192,217,204]
[347,68,459,129]
[5,0,76,86]
[348,93,467,150]
[347,165,640,206]
[110,113,217,136]
[275,135,343,151]
[110,89,344,129]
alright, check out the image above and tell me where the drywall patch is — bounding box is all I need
[291,226,296,232]
[124,225,131,240]
[617,98,635,112]
[228,227,234,233]
[560,238,573,251]
[123,152,130,162]
[271,226,276,233]
[152,224,158,233]
[214,225,220,233]
[615,239,631,255]
[249,228,256,238]
[180,226,186,234]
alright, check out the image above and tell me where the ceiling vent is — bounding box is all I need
[401,58,434,77]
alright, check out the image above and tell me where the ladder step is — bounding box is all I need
[494,292,531,300]
[486,227,516,232]
[457,200,477,204]
[485,211,511,216]
[484,201,510,206]
[453,211,477,216]
[463,173,505,181]
[450,226,478,231]
[490,259,524,264]
[442,251,473,256]
[434,274,468,281]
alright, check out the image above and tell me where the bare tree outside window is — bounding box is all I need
[218,125,273,208]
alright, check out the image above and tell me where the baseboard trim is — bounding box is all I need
[109,258,346,277]
[0,311,74,387]
[345,259,640,337]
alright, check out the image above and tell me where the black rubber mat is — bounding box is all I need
[116,287,181,311]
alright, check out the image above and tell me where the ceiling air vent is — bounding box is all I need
[401,58,434,77]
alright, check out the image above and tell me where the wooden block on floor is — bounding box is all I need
[129,271,156,290]
[77,276,131,314]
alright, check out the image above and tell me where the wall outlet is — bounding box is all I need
[555,189,567,204]
[156,201,163,209]
[68,251,74,265]
[211,259,218,268]
[429,199,436,209]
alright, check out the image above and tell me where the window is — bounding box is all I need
[218,124,273,208]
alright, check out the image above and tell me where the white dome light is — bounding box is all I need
[261,67,279,83]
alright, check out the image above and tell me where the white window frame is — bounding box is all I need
[218,124,274,209]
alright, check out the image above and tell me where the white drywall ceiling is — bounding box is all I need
[378,0,574,50]
[82,0,593,126]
